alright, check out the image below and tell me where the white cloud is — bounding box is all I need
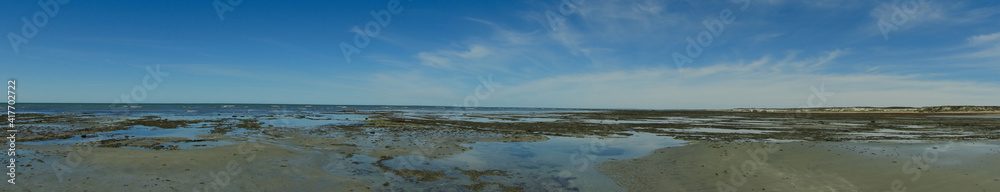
[968,32,1000,45]
[529,0,693,61]
[867,0,950,40]
[961,44,1000,59]
[457,45,492,59]
[411,17,574,73]
[954,32,1000,59]
[478,52,1000,109]
[416,52,453,68]
[370,2,1000,109]
[416,45,493,69]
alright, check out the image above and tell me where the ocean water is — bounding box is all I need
[14,103,589,116]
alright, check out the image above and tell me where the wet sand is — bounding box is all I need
[597,141,1000,191]
[10,143,372,191]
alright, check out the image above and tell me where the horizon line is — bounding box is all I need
[13,102,1000,111]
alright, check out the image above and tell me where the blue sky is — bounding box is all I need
[2,0,998,109]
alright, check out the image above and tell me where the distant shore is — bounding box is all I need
[725,105,1000,113]
[15,103,1000,113]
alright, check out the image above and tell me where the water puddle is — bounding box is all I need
[931,115,1000,119]
[829,122,865,126]
[658,127,781,134]
[352,132,686,191]
[22,125,237,149]
[260,114,368,127]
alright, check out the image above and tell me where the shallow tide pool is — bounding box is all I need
[325,132,687,191]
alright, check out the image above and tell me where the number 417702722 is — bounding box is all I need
[7,80,15,128]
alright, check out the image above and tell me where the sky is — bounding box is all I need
[1,0,998,109]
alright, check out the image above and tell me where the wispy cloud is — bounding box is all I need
[417,45,494,69]
[967,32,1000,46]
[951,32,1000,59]
[486,53,998,109]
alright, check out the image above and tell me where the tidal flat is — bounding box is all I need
[4,104,1000,191]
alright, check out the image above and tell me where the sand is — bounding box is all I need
[597,141,1000,192]
[9,142,372,191]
